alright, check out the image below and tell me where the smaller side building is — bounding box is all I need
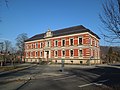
[24,25,100,64]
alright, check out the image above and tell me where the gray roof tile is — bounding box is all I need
[25,25,100,42]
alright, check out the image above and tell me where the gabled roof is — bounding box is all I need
[25,25,100,42]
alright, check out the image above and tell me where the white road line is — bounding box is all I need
[53,75,76,81]
[78,79,109,88]
[78,83,95,88]
[98,79,109,83]
[94,83,102,86]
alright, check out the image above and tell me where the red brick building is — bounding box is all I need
[24,25,100,64]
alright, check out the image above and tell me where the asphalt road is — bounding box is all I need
[0,64,120,90]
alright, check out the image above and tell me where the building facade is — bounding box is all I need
[24,25,100,64]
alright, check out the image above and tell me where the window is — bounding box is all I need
[70,38,73,46]
[26,52,28,57]
[36,43,38,48]
[32,44,34,49]
[55,51,58,57]
[78,37,82,45]
[70,50,73,57]
[30,52,32,57]
[40,42,43,48]
[40,51,42,57]
[79,50,82,57]
[62,39,65,46]
[36,51,38,57]
[62,50,65,57]
[54,40,58,47]
[46,41,50,47]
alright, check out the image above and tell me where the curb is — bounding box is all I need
[15,77,31,90]
[95,65,120,69]
[0,64,36,76]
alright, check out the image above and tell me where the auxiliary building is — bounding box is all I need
[24,25,100,64]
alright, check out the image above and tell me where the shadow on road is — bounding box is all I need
[66,66,120,90]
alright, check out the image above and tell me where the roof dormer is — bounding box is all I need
[44,29,53,38]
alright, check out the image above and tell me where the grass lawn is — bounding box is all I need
[0,65,27,72]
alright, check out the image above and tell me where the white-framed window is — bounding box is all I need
[32,44,34,49]
[36,43,38,48]
[30,51,32,57]
[46,41,50,47]
[54,50,58,57]
[62,50,65,57]
[62,39,65,46]
[79,49,82,57]
[70,49,73,57]
[36,51,38,57]
[78,37,82,45]
[54,40,58,47]
[40,51,42,57]
[40,42,43,48]
[70,38,74,46]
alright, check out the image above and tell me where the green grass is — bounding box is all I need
[0,66,26,71]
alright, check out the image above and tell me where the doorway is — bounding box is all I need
[45,51,49,61]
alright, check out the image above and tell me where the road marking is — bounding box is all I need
[98,79,109,83]
[53,75,76,81]
[78,83,95,87]
[78,79,109,88]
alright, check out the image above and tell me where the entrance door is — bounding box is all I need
[44,51,49,61]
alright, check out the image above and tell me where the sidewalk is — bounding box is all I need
[48,64,120,69]
[48,64,97,69]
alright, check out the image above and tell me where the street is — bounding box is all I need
[0,64,120,90]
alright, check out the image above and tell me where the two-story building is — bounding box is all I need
[24,25,100,64]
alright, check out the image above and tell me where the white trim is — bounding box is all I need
[40,51,43,58]
[35,42,38,49]
[45,40,50,47]
[61,50,65,57]
[69,38,74,46]
[40,42,43,48]
[54,40,58,47]
[78,36,83,45]
[25,32,90,43]
[25,45,100,52]
[54,50,58,58]
[89,33,100,41]
[78,49,83,58]
[70,49,74,58]
[35,51,38,58]
[61,39,66,47]
[30,51,33,58]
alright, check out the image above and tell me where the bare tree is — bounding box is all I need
[0,40,12,66]
[99,0,120,43]
[16,33,28,62]
[4,40,11,53]
[3,40,12,64]
[0,42,4,52]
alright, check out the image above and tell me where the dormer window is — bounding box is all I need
[45,29,53,38]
